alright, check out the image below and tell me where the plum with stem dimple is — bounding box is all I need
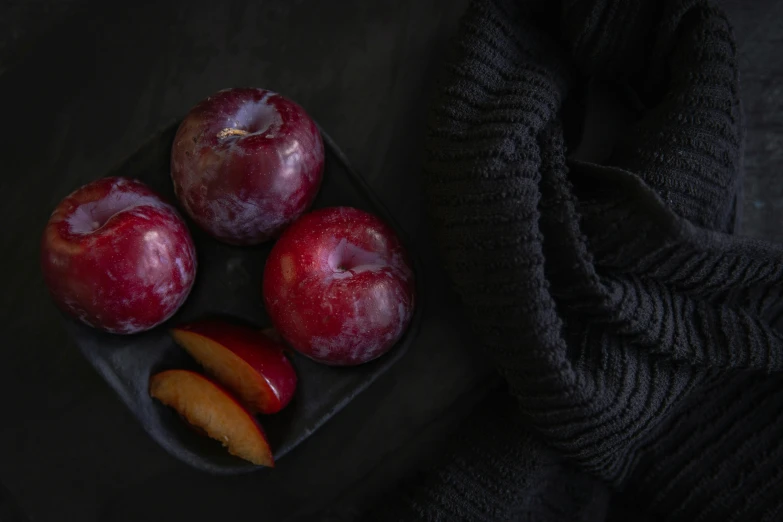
[263,207,415,366]
[40,177,197,334]
[170,87,324,245]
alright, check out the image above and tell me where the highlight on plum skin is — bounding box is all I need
[40,176,197,334]
[170,87,324,246]
[262,206,416,366]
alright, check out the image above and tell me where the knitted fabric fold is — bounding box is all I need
[362,0,783,520]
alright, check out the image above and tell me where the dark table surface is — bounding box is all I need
[1,1,781,521]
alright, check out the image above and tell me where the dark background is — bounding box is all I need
[1,1,781,521]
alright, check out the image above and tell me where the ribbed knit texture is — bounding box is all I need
[360,0,783,520]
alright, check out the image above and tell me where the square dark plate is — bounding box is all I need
[62,122,423,474]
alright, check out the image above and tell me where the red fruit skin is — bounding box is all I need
[170,87,324,245]
[173,320,298,414]
[41,177,197,334]
[263,207,415,366]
